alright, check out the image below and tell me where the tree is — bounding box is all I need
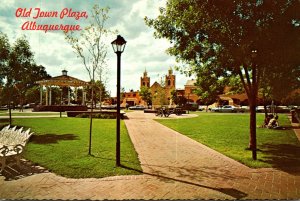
[194,66,225,111]
[0,32,10,107]
[85,80,108,107]
[65,5,115,155]
[139,86,152,106]
[146,0,300,160]
[226,75,244,96]
[9,37,50,111]
[11,37,34,111]
[152,77,169,107]
[0,33,10,86]
[170,89,179,105]
[0,34,50,110]
[171,89,187,107]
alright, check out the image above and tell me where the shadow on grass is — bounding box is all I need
[30,134,79,144]
[0,120,10,128]
[120,164,248,199]
[0,159,48,181]
[281,125,300,130]
[260,143,300,175]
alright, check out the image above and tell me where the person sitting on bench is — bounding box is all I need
[267,115,279,129]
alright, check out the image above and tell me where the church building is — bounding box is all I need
[121,68,177,107]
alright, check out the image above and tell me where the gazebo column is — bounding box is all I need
[82,89,86,105]
[68,86,71,105]
[40,85,43,105]
[45,87,49,106]
[74,87,78,102]
[49,87,52,106]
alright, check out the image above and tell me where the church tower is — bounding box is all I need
[165,67,176,89]
[140,69,150,89]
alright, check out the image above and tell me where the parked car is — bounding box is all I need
[0,105,8,109]
[256,105,290,113]
[276,106,290,113]
[198,105,207,111]
[289,105,299,110]
[101,104,117,110]
[128,105,146,110]
[211,105,243,113]
[256,106,266,112]
[241,106,250,112]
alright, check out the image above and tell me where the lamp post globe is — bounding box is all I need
[111,35,127,54]
[111,35,126,167]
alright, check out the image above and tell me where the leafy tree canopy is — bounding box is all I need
[0,32,50,106]
[146,0,300,159]
[139,86,152,105]
[145,0,300,99]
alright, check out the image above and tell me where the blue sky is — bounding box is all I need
[0,0,192,96]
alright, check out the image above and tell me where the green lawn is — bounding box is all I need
[0,112,64,116]
[2,118,142,178]
[156,112,300,169]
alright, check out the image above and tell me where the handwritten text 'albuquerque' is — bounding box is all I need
[15,8,88,33]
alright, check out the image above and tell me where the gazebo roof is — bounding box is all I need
[36,70,89,87]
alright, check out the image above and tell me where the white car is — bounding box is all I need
[211,105,243,113]
[128,105,146,110]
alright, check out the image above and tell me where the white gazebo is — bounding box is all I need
[36,70,89,106]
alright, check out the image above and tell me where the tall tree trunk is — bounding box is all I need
[88,84,94,155]
[249,97,257,160]
[249,64,258,160]
[238,66,258,160]
[99,87,102,111]
[19,95,23,112]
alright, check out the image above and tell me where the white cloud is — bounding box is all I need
[1,0,191,97]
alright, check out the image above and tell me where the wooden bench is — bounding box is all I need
[0,125,33,172]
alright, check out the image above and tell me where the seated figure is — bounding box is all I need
[262,114,273,128]
[267,115,279,129]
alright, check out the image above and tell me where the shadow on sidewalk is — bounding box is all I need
[260,143,300,175]
[0,159,48,181]
[120,164,248,199]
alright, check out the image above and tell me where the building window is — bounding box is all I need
[133,94,136,97]
[168,80,171,86]
[143,82,145,86]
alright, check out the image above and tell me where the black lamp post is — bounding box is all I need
[250,49,257,160]
[111,35,127,167]
[9,101,12,125]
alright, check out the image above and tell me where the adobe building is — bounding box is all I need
[121,68,176,107]
[183,79,199,103]
[122,89,145,107]
[120,68,253,109]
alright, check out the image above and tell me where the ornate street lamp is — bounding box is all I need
[111,35,127,166]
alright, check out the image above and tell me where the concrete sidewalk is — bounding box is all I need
[0,111,299,199]
[124,111,300,199]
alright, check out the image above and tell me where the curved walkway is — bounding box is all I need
[0,111,299,199]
